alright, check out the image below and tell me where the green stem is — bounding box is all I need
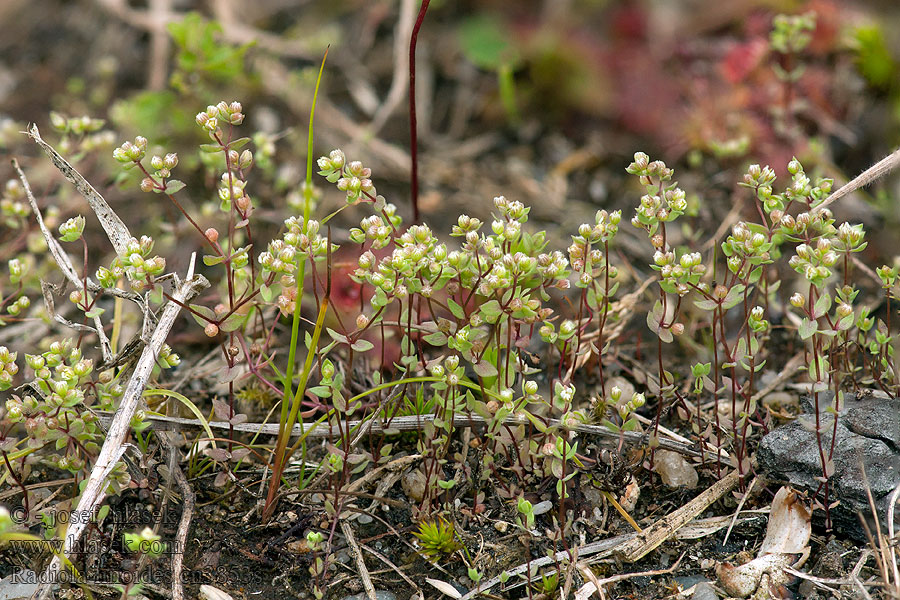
[265,48,328,521]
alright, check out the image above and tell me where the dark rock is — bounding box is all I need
[758,392,900,541]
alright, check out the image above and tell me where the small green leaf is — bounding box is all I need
[164,179,186,194]
[188,304,216,328]
[722,285,746,310]
[228,137,251,150]
[84,307,105,319]
[423,332,448,345]
[200,143,224,153]
[799,317,817,340]
[479,299,503,323]
[220,311,249,332]
[813,292,831,319]
[309,385,331,398]
[351,339,374,352]
[447,297,466,320]
[327,328,349,344]
[203,254,226,266]
[694,298,717,311]
[472,360,498,378]
[808,355,828,382]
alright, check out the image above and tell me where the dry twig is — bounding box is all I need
[340,520,377,600]
[33,259,208,600]
[615,469,740,563]
[574,552,685,599]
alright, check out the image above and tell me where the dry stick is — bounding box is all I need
[459,532,638,600]
[887,482,900,588]
[13,158,113,363]
[98,0,314,60]
[146,0,171,90]
[93,411,705,458]
[614,469,740,563]
[814,146,900,214]
[560,545,578,600]
[158,431,195,600]
[574,552,685,599]
[26,124,132,256]
[340,520,377,600]
[0,478,75,501]
[723,476,758,546]
[32,261,208,600]
[360,544,421,595]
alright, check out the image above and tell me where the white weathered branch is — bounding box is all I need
[32,259,208,600]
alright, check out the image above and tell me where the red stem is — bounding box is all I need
[408,0,431,224]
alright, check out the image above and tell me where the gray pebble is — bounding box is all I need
[342,592,397,600]
[691,582,719,600]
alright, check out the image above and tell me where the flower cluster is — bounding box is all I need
[782,158,833,209]
[747,305,770,333]
[626,153,686,238]
[195,101,245,137]
[99,236,167,291]
[653,249,705,296]
[770,11,816,55]
[113,135,148,165]
[8,257,28,285]
[259,216,332,315]
[4,340,104,475]
[568,209,621,289]
[58,215,85,243]
[0,346,18,390]
[789,237,838,286]
[1,179,30,228]
[721,221,773,281]
[349,203,401,249]
[740,164,781,215]
[833,221,867,254]
[353,220,445,309]
[49,112,114,155]
[317,150,378,205]
[142,153,180,193]
[5,295,29,318]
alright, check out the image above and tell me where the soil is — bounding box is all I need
[2,1,900,599]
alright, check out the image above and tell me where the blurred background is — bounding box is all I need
[3,0,900,266]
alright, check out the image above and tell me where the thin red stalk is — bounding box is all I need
[408,0,431,224]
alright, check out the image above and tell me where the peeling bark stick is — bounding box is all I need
[26,124,133,256]
[32,262,208,600]
[13,158,114,363]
